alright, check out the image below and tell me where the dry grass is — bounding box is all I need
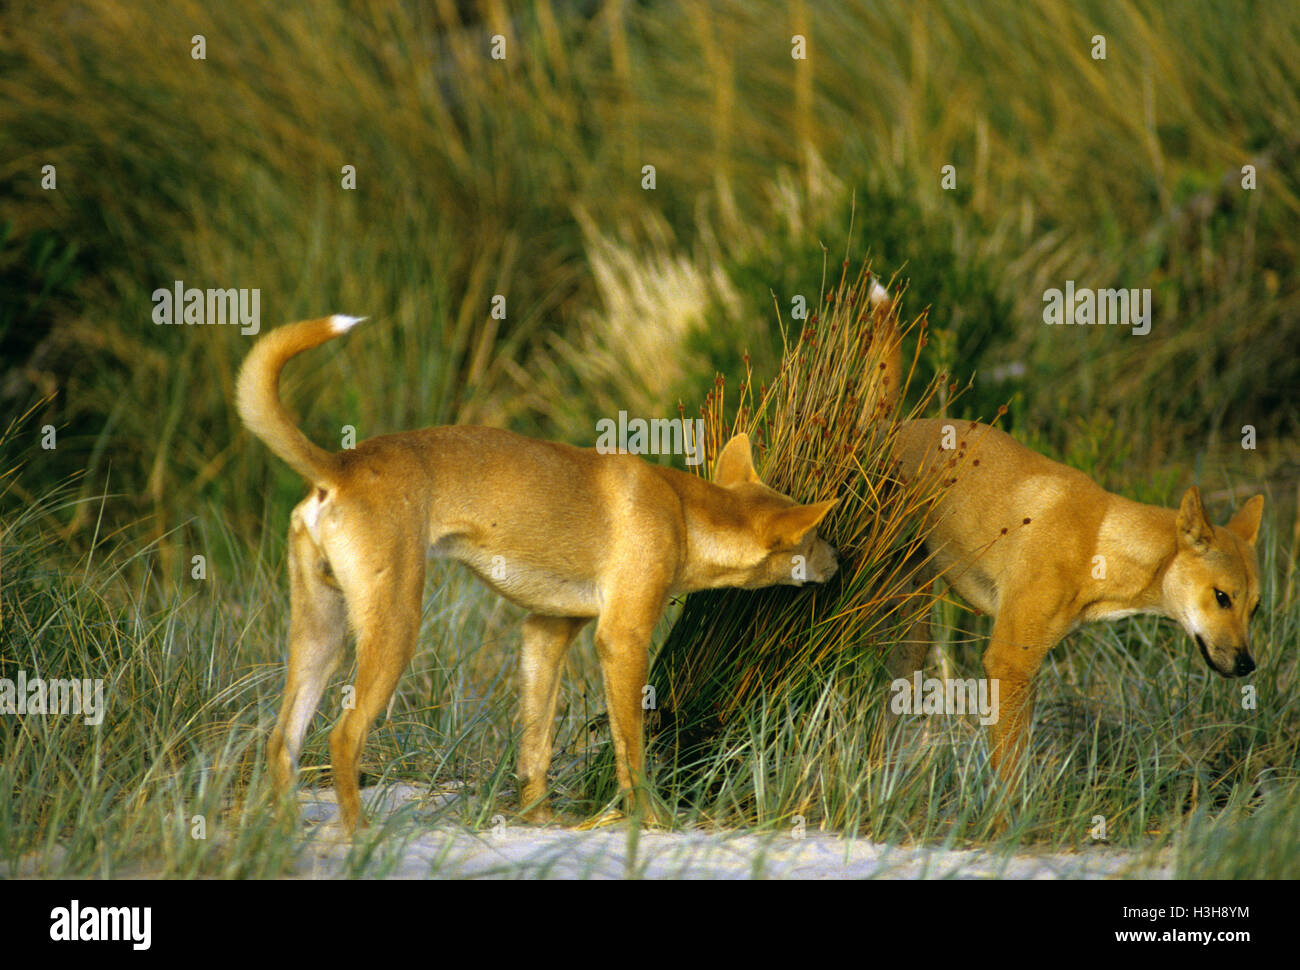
[645,260,954,793]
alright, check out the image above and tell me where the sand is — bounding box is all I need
[281,783,1174,879]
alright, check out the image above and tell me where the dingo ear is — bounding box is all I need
[1226,494,1264,546]
[770,498,838,546]
[1176,487,1213,553]
[714,433,759,487]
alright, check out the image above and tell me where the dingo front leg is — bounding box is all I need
[516,614,590,823]
[593,597,668,827]
[981,596,1072,782]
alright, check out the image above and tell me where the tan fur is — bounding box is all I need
[237,316,839,832]
[874,291,1265,779]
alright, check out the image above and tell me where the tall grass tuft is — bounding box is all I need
[643,259,955,820]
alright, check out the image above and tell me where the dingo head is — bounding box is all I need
[710,434,839,588]
[1164,487,1264,678]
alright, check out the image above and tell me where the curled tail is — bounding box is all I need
[235,315,365,484]
[869,279,903,413]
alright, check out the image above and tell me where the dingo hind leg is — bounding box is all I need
[887,549,939,682]
[326,529,426,832]
[267,503,347,811]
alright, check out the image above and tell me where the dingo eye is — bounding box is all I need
[1214,588,1231,609]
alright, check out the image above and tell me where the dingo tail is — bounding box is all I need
[869,279,903,413]
[235,315,365,484]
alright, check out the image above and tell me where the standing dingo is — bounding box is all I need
[237,316,839,832]
[874,286,1264,778]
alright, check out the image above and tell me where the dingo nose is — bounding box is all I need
[1234,653,1256,676]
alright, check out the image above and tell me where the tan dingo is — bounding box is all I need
[236,316,838,832]
[875,287,1264,778]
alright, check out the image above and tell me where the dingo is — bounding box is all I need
[874,288,1264,778]
[236,316,838,832]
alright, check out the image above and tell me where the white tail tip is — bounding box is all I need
[330,314,367,333]
[868,280,890,308]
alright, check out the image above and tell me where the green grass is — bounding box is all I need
[3,485,1295,875]
[3,0,1297,553]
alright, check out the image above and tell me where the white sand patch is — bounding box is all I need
[1,782,1173,879]
[282,784,1173,880]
